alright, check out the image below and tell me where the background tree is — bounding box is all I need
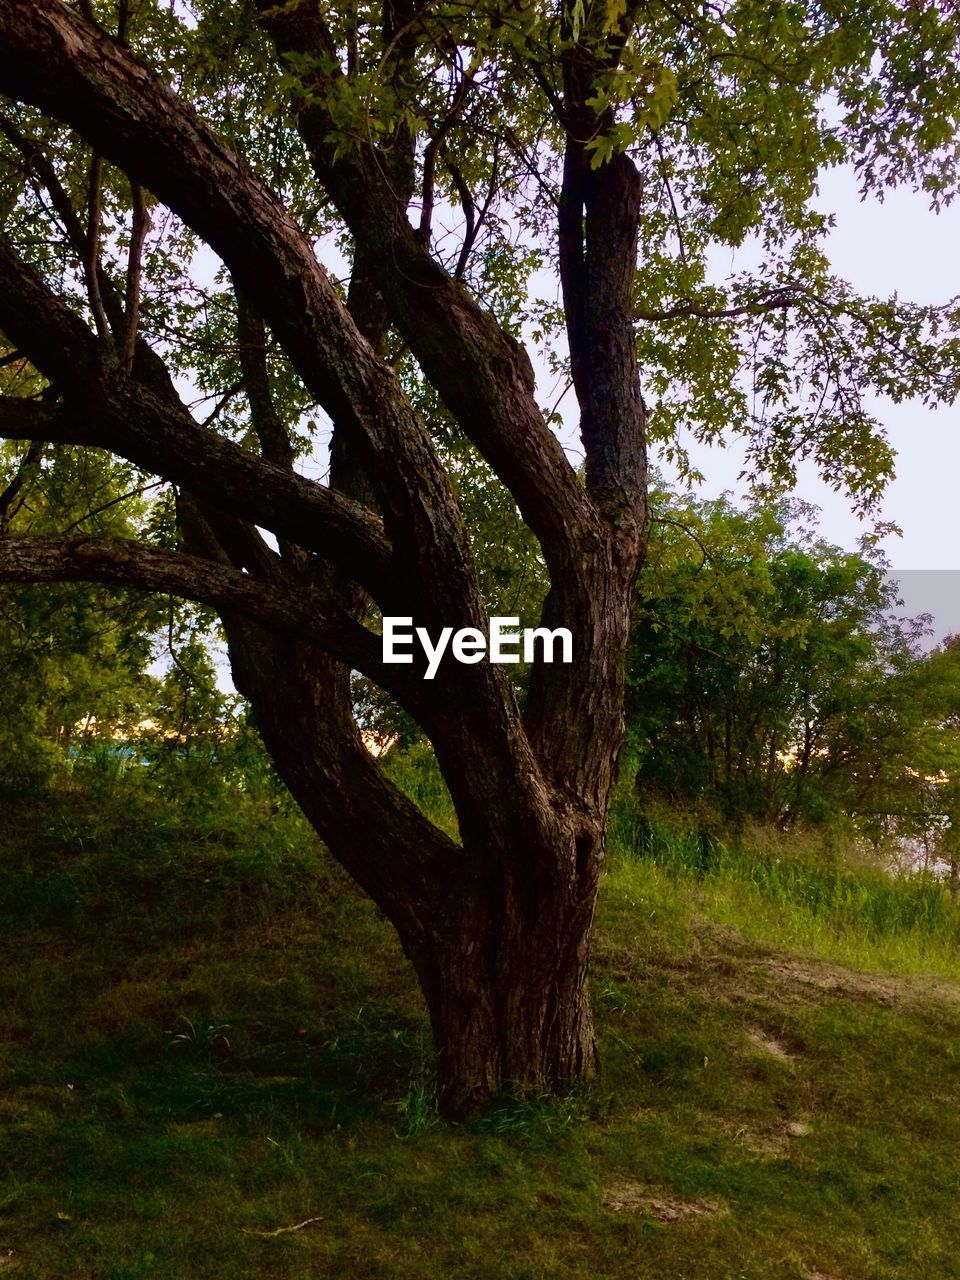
[629,491,927,827]
[837,635,960,865]
[0,0,958,1112]
[0,354,161,788]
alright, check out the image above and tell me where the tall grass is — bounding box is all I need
[606,799,960,975]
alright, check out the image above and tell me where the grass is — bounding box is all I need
[609,804,960,977]
[2,770,960,1278]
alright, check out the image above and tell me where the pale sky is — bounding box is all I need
[671,164,960,574]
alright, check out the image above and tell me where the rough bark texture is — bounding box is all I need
[0,0,648,1114]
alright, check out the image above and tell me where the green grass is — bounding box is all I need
[609,804,960,976]
[3,776,960,1278]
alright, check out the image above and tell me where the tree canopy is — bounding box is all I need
[629,490,938,828]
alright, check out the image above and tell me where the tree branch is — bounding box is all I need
[558,105,646,523]
[0,114,87,252]
[0,232,400,600]
[0,113,132,345]
[85,151,112,347]
[0,439,42,531]
[233,283,295,469]
[635,287,807,323]
[418,54,478,247]
[0,532,418,704]
[444,154,476,278]
[0,393,395,606]
[122,180,150,371]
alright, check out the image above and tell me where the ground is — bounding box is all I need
[1,781,959,1279]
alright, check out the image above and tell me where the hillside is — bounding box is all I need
[2,785,960,1279]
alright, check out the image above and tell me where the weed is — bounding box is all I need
[166,1017,232,1056]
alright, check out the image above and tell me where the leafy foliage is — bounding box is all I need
[0,433,157,789]
[627,487,942,829]
[0,363,236,790]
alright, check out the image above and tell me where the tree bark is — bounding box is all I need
[219,604,605,1114]
[419,878,599,1114]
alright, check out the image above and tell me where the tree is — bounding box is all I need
[0,444,160,789]
[0,358,163,787]
[832,634,960,864]
[0,0,958,1112]
[629,491,926,827]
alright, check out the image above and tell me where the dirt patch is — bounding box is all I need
[727,1124,789,1157]
[602,1182,725,1221]
[682,923,960,1013]
[757,955,960,1011]
[745,1024,793,1061]
[760,957,901,1004]
[718,1115,809,1157]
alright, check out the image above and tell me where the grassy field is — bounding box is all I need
[2,767,960,1279]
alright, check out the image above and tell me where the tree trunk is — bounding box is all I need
[413,822,602,1114]
[213,600,608,1114]
[422,923,598,1116]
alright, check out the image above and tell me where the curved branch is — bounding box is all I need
[85,150,112,346]
[419,55,478,246]
[0,528,462,901]
[0,114,89,263]
[0,0,480,621]
[255,0,598,571]
[0,396,395,606]
[0,237,395,601]
[0,532,420,705]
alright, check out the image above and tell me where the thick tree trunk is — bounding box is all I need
[422,925,597,1116]
[235,645,606,1112]
[217,604,609,1115]
[413,823,602,1114]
